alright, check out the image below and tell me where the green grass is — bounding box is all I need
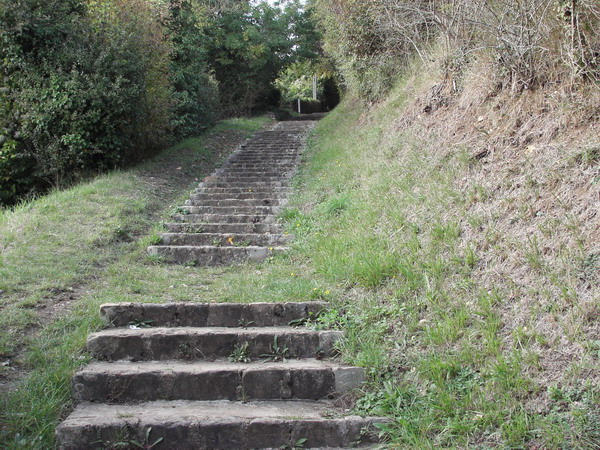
[1,84,598,448]
[287,98,597,448]
[0,115,272,448]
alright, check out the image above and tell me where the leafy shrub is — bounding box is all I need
[0,0,176,202]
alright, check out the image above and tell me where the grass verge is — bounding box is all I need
[278,93,598,447]
[0,116,272,447]
[1,78,598,448]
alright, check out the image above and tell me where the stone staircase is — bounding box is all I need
[56,302,383,449]
[148,120,315,266]
[56,120,384,449]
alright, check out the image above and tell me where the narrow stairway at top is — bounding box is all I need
[148,120,315,266]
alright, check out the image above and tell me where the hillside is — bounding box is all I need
[1,0,598,447]
[0,83,597,448]
[286,67,599,446]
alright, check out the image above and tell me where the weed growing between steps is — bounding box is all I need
[0,116,271,447]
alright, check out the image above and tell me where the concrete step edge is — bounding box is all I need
[87,326,342,361]
[56,400,384,449]
[72,359,365,402]
[100,301,326,328]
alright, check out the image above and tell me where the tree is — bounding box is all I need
[167,0,219,137]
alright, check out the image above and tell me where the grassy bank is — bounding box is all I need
[281,89,598,446]
[0,116,272,447]
[217,82,597,445]
[1,80,598,448]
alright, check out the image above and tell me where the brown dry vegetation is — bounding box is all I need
[382,52,599,413]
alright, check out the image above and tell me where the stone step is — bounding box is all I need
[195,187,290,194]
[171,213,277,224]
[224,163,294,167]
[232,149,300,153]
[227,157,299,163]
[227,160,298,166]
[56,400,382,449]
[159,232,290,247]
[180,205,277,215]
[189,193,282,202]
[219,166,293,172]
[234,148,299,152]
[208,173,291,179]
[72,360,365,403]
[225,161,296,167]
[148,245,284,265]
[164,222,284,234]
[100,302,325,328]
[231,154,300,159]
[215,170,290,177]
[199,182,288,189]
[87,327,342,361]
[187,198,282,207]
[208,177,291,184]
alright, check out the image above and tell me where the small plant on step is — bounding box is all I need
[279,437,308,449]
[128,319,154,329]
[238,318,255,328]
[239,386,249,403]
[130,427,164,449]
[185,224,204,233]
[288,317,308,327]
[173,206,190,215]
[261,336,289,362]
[93,427,163,449]
[178,342,194,360]
[229,342,251,363]
[314,309,346,330]
[288,310,322,328]
[146,234,162,246]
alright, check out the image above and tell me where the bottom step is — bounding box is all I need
[57,400,383,449]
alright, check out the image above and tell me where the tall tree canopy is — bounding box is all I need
[0,0,323,205]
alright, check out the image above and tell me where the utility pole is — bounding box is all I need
[312,74,317,100]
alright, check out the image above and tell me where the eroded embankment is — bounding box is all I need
[280,68,598,447]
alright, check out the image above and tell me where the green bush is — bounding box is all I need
[0,0,174,198]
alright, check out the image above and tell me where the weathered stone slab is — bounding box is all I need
[163,223,284,234]
[101,301,326,328]
[87,327,342,361]
[147,245,285,265]
[56,400,384,449]
[73,360,364,402]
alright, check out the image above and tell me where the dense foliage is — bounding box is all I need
[167,0,219,138]
[199,0,322,115]
[0,0,322,205]
[0,0,174,202]
[311,0,600,99]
